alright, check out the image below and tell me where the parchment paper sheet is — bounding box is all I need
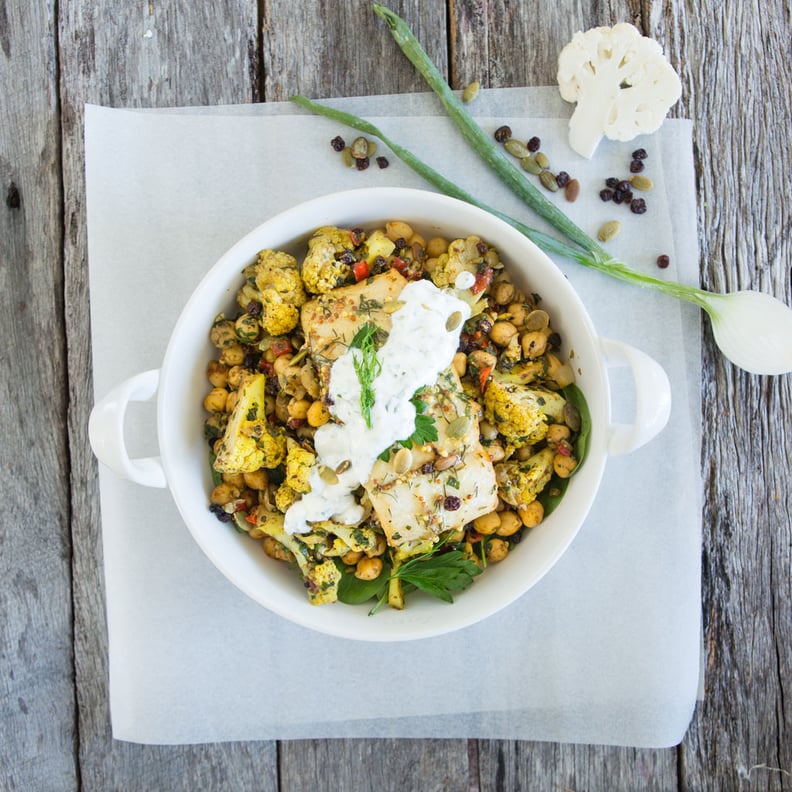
[85,88,702,746]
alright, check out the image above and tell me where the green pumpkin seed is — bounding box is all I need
[520,156,542,175]
[366,139,377,157]
[597,220,621,242]
[350,137,369,159]
[319,465,339,485]
[504,139,531,159]
[335,459,352,475]
[462,81,480,103]
[393,446,413,474]
[446,415,471,439]
[539,170,559,192]
[534,151,550,169]
[629,174,654,191]
[446,310,464,332]
[524,309,550,331]
[382,299,406,314]
[341,148,355,168]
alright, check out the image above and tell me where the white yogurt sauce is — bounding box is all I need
[283,279,471,534]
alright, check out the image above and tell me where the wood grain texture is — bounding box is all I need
[0,1,77,790]
[57,2,277,789]
[2,0,791,789]
[652,1,792,789]
[261,0,449,101]
[279,739,471,791]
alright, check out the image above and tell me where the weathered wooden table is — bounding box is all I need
[2,2,790,790]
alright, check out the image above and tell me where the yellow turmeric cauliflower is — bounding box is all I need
[213,374,287,473]
[430,235,484,288]
[237,249,306,336]
[304,558,342,605]
[495,448,556,507]
[284,441,316,494]
[274,482,300,513]
[483,373,567,448]
[301,226,354,294]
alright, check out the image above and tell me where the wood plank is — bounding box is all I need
[648,0,792,788]
[261,0,449,100]
[58,2,278,788]
[0,1,77,790]
[279,738,472,791]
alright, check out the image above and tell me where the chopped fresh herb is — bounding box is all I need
[349,322,382,429]
[446,476,460,490]
[393,549,482,604]
[209,452,223,486]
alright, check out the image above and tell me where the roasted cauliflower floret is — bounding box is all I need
[274,482,300,513]
[495,447,555,507]
[483,373,567,447]
[213,373,287,473]
[254,509,341,605]
[301,226,355,294]
[430,235,484,289]
[303,558,342,606]
[237,249,307,336]
[285,441,316,494]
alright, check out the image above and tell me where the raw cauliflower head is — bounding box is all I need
[557,23,682,158]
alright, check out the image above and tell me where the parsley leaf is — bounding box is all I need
[394,549,482,604]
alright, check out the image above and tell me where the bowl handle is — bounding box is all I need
[88,369,167,488]
[600,337,672,456]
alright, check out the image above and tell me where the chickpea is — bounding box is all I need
[496,510,522,537]
[507,302,529,326]
[408,232,426,250]
[306,400,330,427]
[487,442,506,463]
[553,453,578,478]
[355,556,384,581]
[546,424,571,444]
[222,471,245,487]
[478,419,498,442]
[226,365,246,390]
[493,281,516,305]
[468,349,497,371]
[243,469,269,490]
[514,444,535,461]
[207,360,228,388]
[518,500,544,528]
[209,482,240,506]
[262,536,293,563]
[424,257,440,277]
[220,343,245,366]
[385,220,413,242]
[474,511,501,535]
[274,391,290,424]
[209,320,236,349]
[426,236,449,258]
[235,313,260,343]
[262,347,276,363]
[341,549,364,566]
[485,537,509,563]
[489,320,518,347]
[452,352,467,377]
[299,363,320,399]
[521,330,548,359]
[483,248,500,269]
[272,354,293,376]
[203,387,228,413]
[225,390,239,413]
[288,398,311,420]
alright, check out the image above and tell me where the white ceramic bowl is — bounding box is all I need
[89,187,671,642]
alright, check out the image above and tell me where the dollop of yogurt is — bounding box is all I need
[283,279,471,534]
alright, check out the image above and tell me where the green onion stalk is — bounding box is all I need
[292,5,792,375]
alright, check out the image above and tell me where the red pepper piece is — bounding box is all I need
[390,256,409,275]
[353,260,371,281]
[471,266,494,295]
[270,338,292,357]
[479,365,493,392]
